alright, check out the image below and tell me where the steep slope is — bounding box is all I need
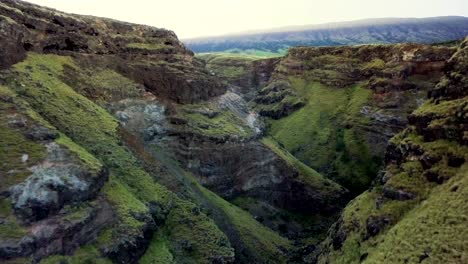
[184,17,468,54]
[205,43,455,194]
[1,51,235,264]
[313,37,468,264]
[0,1,348,263]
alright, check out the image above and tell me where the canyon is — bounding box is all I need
[0,1,466,263]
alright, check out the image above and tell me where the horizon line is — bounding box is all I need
[181,15,468,41]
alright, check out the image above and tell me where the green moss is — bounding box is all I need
[180,103,254,138]
[262,137,341,192]
[0,2,24,15]
[0,219,28,239]
[268,78,376,193]
[0,199,28,240]
[149,151,292,261]
[139,231,175,264]
[413,97,466,117]
[65,67,144,104]
[0,14,16,24]
[162,201,234,263]
[322,125,467,263]
[103,176,148,231]
[56,133,103,173]
[143,145,296,262]
[40,245,112,264]
[9,53,233,262]
[363,58,386,70]
[325,190,417,264]
[365,166,468,263]
[0,120,46,191]
[198,184,291,263]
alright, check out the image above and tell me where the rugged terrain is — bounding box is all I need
[0,1,467,264]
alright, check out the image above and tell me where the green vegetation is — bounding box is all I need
[196,180,292,263]
[56,133,103,173]
[0,198,28,240]
[9,53,233,263]
[103,176,148,233]
[365,165,468,263]
[262,137,341,192]
[0,86,47,191]
[179,103,254,139]
[0,122,46,190]
[268,78,378,193]
[413,97,465,117]
[40,245,112,264]
[319,118,467,263]
[143,145,296,263]
[0,14,16,24]
[65,67,144,104]
[363,58,386,70]
[161,200,235,263]
[139,231,175,264]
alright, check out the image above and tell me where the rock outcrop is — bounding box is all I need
[313,37,468,264]
[0,0,225,103]
[251,43,456,193]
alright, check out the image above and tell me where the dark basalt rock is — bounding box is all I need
[0,198,114,261]
[448,155,465,167]
[0,0,225,104]
[0,16,26,69]
[25,126,59,141]
[364,215,391,239]
[330,220,347,250]
[382,186,415,201]
[172,138,346,215]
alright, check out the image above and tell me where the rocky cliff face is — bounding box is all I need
[0,1,466,263]
[251,43,456,194]
[0,1,347,263]
[195,39,466,263]
[0,0,225,103]
[312,37,468,264]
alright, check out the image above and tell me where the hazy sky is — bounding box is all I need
[25,0,468,39]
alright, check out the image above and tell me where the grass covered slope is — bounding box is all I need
[314,38,468,264]
[3,51,301,263]
[4,53,235,263]
[366,165,467,263]
[261,137,343,196]
[0,84,112,263]
[255,43,454,194]
[268,78,377,193]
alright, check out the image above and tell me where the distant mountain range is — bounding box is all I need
[183,16,468,54]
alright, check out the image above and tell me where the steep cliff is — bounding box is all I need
[0,1,466,263]
[196,39,466,263]
[205,42,456,195]
[312,37,468,264]
[0,1,346,263]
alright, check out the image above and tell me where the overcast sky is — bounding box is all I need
[25,0,468,39]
